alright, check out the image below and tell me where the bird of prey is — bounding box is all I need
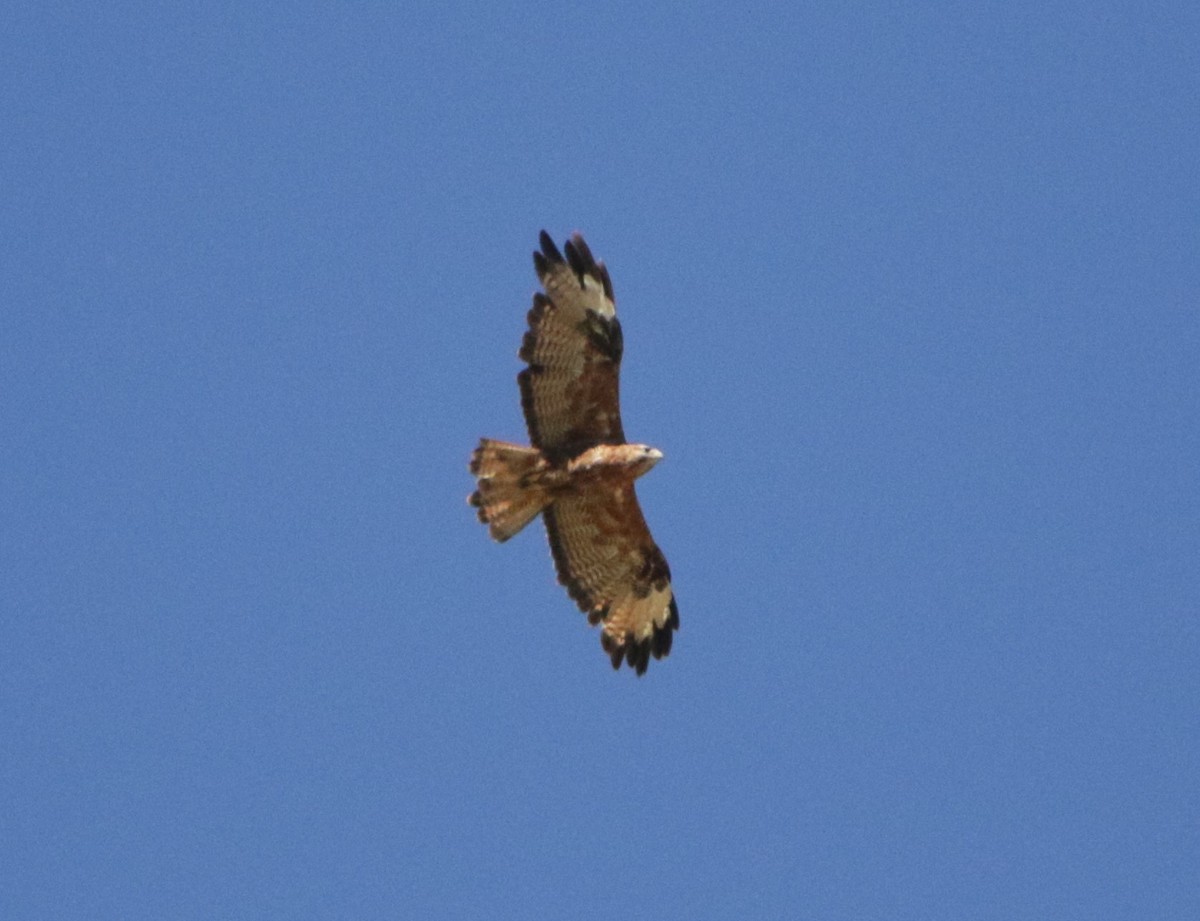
[469,231,678,675]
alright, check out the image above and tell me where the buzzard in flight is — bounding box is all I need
[469,231,678,675]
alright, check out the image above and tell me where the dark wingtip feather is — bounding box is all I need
[629,641,646,676]
[600,631,621,669]
[539,230,562,262]
[533,231,559,279]
[564,234,596,286]
[652,622,673,658]
[597,262,614,302]
[651,597,680,660]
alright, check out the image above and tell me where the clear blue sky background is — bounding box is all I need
[3,2,1197,918]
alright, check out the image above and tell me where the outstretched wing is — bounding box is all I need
[519,231,625,464]
[544,481,679,675]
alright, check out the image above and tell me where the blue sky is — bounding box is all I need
[3,2,1197,918]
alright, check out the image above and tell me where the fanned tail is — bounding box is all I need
[468,439,553,541]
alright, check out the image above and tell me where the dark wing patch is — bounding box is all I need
[543,481,679,676]
[584,310,623,364]
[519,232,625,462]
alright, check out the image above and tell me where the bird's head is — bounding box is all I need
[629,444,663,478]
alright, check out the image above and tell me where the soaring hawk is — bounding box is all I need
[469,231,678,675]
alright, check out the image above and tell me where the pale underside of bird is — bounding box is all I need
[469,231,678,675]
